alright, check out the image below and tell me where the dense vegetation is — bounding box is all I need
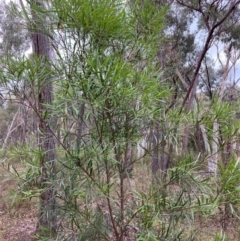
[1,0,240,240]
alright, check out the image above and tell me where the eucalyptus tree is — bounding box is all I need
[172,0,240,174]
[142,0,197,175]
[28,0,57,236]
[148,0,240,176]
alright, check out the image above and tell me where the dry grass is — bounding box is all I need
[0,161,240,241]
[0,165,37,241]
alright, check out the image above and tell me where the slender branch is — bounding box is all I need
[178,0,240,114]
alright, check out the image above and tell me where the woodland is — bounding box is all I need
[1,0,240,240]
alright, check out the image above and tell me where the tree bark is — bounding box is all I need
[30,0,57,236]
[182,75,198,155]
[152,122,160,175]
[160,124,169,175]
[209,43,232,174]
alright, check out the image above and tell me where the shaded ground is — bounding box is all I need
[0,166,37,241]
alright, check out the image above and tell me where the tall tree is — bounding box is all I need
[30,0,56,236]
[175,0,240,160]
[150,0,196,175]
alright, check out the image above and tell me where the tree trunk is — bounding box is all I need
[124,141,133,177]
[152,47,165,175]
[160,124,169,175]
[209,43,232,174]
[152,122,160,175]
[30,0,57,236]
[182,75,198,156]
[76,102,85,153]
[209,122,219,173]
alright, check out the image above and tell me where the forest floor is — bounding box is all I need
[0,164,240,241]
[0,165,37,241]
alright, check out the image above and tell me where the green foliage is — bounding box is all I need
[214,231,228,241]
[1,0,240,240]
[218,158,240,211]
[2,144,43,196]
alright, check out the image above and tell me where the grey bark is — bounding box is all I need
[160,124,169,175]
[30,0,57,236]
[209,44,232,173]
[152,122,160,175]
[182,74,198,155]
[152,47,167,175]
